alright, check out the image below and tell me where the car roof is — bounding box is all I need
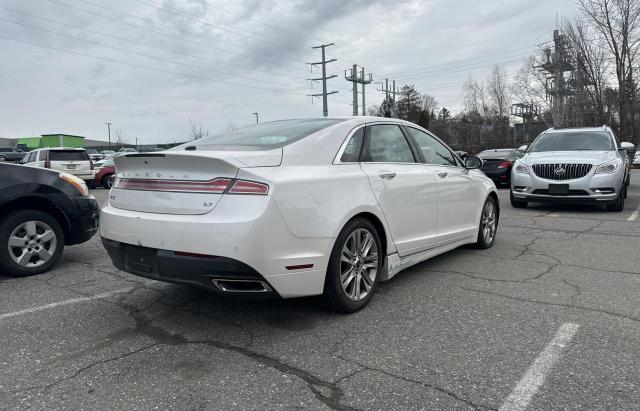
[543,126,612,134]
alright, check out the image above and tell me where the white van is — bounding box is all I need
[22,148,96,187]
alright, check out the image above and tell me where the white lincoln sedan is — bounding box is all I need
[101,117,499,312]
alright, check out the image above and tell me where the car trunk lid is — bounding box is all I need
[111,150,280,215]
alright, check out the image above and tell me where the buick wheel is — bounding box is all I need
[324,218,382,313]
[0,210,64,276]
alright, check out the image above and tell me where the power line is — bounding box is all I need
[0,16,308,91]
[391,57,526,82]
[0,34,308,96]
[0,5,308,81]
[41,0,310,73]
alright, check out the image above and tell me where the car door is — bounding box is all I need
[405,127,478,243]
[359,123,439,256]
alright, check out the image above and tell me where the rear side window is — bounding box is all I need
[49,150,89,161]
[340,128,364,162]
[366,125,415,163]
[38,151,47,161]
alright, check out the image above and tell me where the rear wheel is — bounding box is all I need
[475,196,498,249]
[510,190,527,208]
[324,218,382,313]
[103,174,115,189]
[0,155,6,162]
[0,210,65,276]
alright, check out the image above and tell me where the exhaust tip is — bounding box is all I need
[211,279,272,293]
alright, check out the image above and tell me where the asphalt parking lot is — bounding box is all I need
[1,170,639,410]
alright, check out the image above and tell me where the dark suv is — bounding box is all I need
[0,163,99,276]
[0,147,26,162]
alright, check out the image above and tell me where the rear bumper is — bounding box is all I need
[102,239,279,298]
[99,195,332,298]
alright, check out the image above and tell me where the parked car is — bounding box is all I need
[21,148,96,188]
[634,152,640,168]
[511,126,634,212]
[94,153,117,167]
[478,148,525,186]
[454,150,468,160]
[101,149,116,156]
[95,158,116,189]
[117,147,138,153]
[86,149,103,162]
[101,117,499,312]
[0,147,26,162]
[0,163,98,276]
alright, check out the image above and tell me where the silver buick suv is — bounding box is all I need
[510,126,635,212]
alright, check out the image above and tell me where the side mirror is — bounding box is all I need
[518,145,528,151]
[620,142,635,154]
[465,156,483,170]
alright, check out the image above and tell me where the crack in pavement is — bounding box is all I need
[458,286,640,324]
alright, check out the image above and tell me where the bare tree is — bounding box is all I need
[114,130,128,146]
[189,119,209,140]
[511,56,553,127]
[487,65,510,118]
[422,93,438,114]
[579,0,640,142]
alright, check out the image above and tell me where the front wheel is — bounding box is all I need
[606,188,625,212]
[510,190,527,208]
[474,196,498,249]
[324,218,382,313]
[0,210,65,276]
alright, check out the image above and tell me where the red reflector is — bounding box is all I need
[117,178,231,193]
[285,264,314,270]
[175,251,215,258]
[498,161,512,169]
[228,180,269,195]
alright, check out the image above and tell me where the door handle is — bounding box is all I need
[378,171,397,180]
[436,171,448,178]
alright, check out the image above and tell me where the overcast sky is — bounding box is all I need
[0,0,580,144]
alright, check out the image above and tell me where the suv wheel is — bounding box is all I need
[510,190,527,208]
[0,155,6,162]
[0,210,65,276]
[606,188,625,212]
[324,218,382,313]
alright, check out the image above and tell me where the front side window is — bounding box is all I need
[366,125,415,163]
[340,128,364,162]
[529,131,615,152]
[407,127,457,166]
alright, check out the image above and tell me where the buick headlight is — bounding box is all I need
[514,163,529,174]
[595,160,620,174]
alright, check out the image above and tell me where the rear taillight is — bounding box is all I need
[228,180,269,195]
[498,161,513,169]
[116,178,232,193]
[114,178,269,195]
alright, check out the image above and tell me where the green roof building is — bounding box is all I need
[17,134,86,149]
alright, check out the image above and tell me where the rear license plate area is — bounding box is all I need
[548,184,570,195]
[66,164,76,169]
[124,245,157,274]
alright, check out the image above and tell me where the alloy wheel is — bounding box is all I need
[340,228,378,301]
[7,220,57,268]
[481,201,497,244]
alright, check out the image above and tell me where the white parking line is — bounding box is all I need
[499,323,580,411]
[628,205,640,221]
[0,287,133,320]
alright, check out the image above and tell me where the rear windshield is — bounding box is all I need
[479,150,514,160]
[529,131,615,152]
[49,150,89,161]
[181,119,345,150]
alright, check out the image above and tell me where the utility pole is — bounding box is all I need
[378,79,397,117]
[252,112,259,123]
[536,30,572,128]
[345,65,373,116]
[135,137,139,151]
[392,80,398,117]
[308,43,338,117]
[105,122,112,150]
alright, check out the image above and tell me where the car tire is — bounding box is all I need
[86,180,96,190]
[103,174,115,189]
[0,155,5,162]
[324,218,382,313]
[606,188,625,212]
[510,190,527,208]
[0,210,65,277]
[474,196,498,249]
